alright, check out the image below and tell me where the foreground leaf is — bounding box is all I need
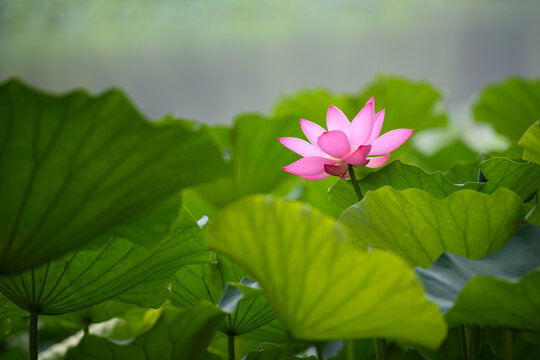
[416,225,540,330]
[65,303,225,360]
[339,187,524,268]
[519,121,540,165]
[207,195,447,349]
[0,79,227,274]
[473,77,540,142]
[0,208,205,314]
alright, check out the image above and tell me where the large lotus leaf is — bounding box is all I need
[65,303,225,360]
[0,79,227,274]
[329,161,483,210]
[0,207,206,315]
[339,187,524,268]
[416,225,540,330]
[473,77,540,142]
[331,158,539,211]
[170,254,277,336]
[519,121,540,165]
[189,114,299,210]
[206,195,447,349]
[480,157,540,201]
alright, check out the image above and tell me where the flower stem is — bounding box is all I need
[346,339,354,360]
[29,309,38,360]
[228,333,235,360]
[374,338,387,360]
[315,342,324,360]
[460,325,471,360]
[286,333,294,360]
[504,329,513,360]
[347,165,363,202]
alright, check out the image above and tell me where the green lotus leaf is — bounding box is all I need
[519,121,540,165]
[339,187,524,268]
[206,195,447,349]
[170,255,278,336]
[416,225,540,330]
[65,302,225,360]
[479,157,540,201]
[0,79,227,274]
[331,157,539,212]
[329,161,483,210]
[473,77,540,142]
[0,207,205,315]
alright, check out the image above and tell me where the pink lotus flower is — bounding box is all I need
[279,97,414,180]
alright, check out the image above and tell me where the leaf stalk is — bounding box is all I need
[347,165,363,202]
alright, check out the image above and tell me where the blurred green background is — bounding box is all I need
[0,0,539,128]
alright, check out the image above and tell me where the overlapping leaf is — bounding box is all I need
[519,121,540,165]
[330,158,540,211]
[0,79,227,273]
[65,303,225,360]
[0,208,206,315]
[339,187,524,268]
[480,157,540,201]
[329,161,482,210]
[207,195,447,349]
[416,225,540,330]
[473,77,540,142]
[170,255,277,335]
